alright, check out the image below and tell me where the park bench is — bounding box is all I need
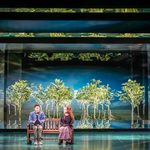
[27,118,74,144]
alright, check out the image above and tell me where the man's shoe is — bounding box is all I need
[38,141,43,145]
[34,141,38,145]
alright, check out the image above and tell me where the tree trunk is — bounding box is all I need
[101,104,104,119]
[18,106,22,128]
[98,109,101,119]
[48,110,51,118]
[107,104,110,120]
[8,104,10,115]
[56,104,59,118]
[143,101,145,118]
[83,104,86,120]
[53,110,56,118]
[131,105,134,128]
[104,110,106,120]
[86,104,89,118]
[40,104,43,111]
[14,105,17,116]
[109,110,112,119]
[142,102,145,128]
[137,106,140,118]
[101,119,104,128]
[46,104,49,117]
[93,103,96,120]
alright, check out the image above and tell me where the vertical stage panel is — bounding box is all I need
[147,45,150,128]
[5,49,23,129]
[0,44,5,128]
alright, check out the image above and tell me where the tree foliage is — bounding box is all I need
[7,80,32,108]
[28,52,121,62]
[46,79,74,118]
[49,53,75,61]
[119,79,144,108]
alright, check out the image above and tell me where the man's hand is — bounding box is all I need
[34,120,41,125]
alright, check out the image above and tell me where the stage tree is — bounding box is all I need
[7,80,32,127]
[88,79,102,120]
[77,79,102,122]
[97,85,107,119]
[99,84,114,120]
[77,79,115,128]
[76,83,99,128]
[76,86,91,121]
[119,79,144,128]
[46,79,73,118]
[105,85,114,120]
[32,84,49,115]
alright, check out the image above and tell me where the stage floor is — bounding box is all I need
[0,131,150,150]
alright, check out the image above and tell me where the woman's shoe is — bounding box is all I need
[66,142,73,145]
[58,140,63,145]
[65,142,69,145]
[66,140,73,145]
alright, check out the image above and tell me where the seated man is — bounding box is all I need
[58,106,74,145]
[28,104,45,145]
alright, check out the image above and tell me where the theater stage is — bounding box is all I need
[0,131,149,150]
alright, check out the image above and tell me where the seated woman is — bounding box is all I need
[58,106,74,145]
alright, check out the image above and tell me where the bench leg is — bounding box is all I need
[27,132,32,144]
[71,136,74,144]
[70,130,74,144]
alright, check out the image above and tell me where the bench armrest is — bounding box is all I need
[43,122,46,129]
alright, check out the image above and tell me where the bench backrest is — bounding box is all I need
[44,118,60,130]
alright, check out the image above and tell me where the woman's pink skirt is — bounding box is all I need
[58,126,73,140]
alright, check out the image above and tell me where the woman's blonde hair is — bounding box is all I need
[65,105,74,121]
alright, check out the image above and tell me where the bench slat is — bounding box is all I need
[45,118,60,130]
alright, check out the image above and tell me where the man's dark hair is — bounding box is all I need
[34,104,40,108]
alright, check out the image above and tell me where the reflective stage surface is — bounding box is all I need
[0,131,150,150]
